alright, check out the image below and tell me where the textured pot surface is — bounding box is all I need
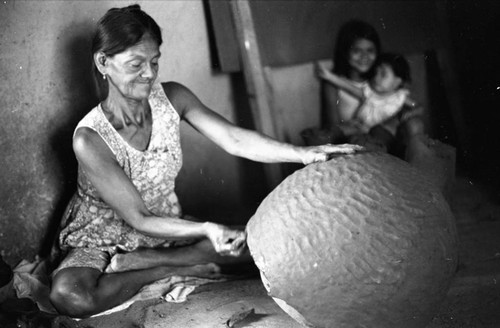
[246,152,458,328]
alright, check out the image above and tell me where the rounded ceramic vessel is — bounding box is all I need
[246,152,458,328]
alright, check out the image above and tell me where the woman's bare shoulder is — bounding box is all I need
[161,81,192,100]
[161,82,202,117]
[73,127,114,163]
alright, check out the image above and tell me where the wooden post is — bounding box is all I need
[229,0,284,189]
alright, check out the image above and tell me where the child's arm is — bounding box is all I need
[315,62,364,100]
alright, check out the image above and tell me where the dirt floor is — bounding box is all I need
[1,176,499,328]
[426,177,500,328]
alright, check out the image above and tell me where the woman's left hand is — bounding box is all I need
[299,143,364,165]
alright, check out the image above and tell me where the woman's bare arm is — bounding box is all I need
[72,128,244,254]
[163,82,362,165]
[401,96,424,121]
[316,62,364,100]
[322,82,342,127]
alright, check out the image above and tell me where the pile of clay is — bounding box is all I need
[246,152,458,328]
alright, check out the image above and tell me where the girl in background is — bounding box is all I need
[319,19,425,156]
[323,19,381,129]
[317,53,422,151]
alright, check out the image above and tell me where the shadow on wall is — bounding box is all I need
[424,51,458,150]
[40,21,99,262]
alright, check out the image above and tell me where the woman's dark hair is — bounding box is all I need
[92,4,162,98]
[332,19,381,78]
[375,53,411,85]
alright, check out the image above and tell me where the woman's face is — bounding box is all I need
[105,34,161,101]
[347,38,377,76]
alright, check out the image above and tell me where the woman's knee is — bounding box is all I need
[402,116,425,137]
[50,270,98,318]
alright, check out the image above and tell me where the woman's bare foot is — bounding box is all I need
[106,252,146,273]
[105,239,254,274]
[105,246,232,273]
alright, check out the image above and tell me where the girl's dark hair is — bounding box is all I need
[375,53,411,85]
[332,19,381,78]
[92,4,162,98]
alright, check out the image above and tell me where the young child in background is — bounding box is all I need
[317,53,422,150]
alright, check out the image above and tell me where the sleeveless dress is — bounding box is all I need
[58,83,185,255]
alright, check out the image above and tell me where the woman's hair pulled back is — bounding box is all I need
[333,19,381,78]
[92,4,162,97]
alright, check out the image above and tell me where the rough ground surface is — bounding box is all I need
[427,178,500,328]
[1,177,499,328]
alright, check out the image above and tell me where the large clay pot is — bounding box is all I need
[246,152,458,328]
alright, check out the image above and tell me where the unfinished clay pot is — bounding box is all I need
[246,152,458,328]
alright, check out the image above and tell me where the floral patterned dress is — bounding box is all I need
[58,83,185,254]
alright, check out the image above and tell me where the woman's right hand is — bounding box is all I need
[204,222,247,257]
